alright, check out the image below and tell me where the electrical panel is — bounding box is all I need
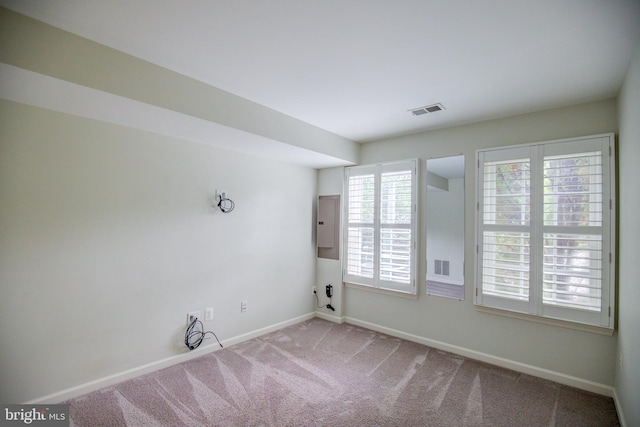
[317,195,339,260]
[317,196,336,248]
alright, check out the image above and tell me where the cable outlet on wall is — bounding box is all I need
[213,189,228,204]
[187,311,201,326]
[240,300,248,313]
[205,307,214,321]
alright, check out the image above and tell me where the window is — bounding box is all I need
[344,159,418,295]
[475,134,615,329]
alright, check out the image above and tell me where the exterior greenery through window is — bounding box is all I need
[475,134,615,329]
[344,159,418,295]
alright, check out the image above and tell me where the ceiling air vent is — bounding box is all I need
[409,103,445,116]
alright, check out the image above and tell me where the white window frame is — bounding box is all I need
[475,134,616,331]
[343,159,419,296]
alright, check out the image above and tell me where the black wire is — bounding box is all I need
[217,196,235,213]
[314,291,332,310]
[184,318,223,351]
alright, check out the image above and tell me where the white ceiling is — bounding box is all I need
[2,0,640,144]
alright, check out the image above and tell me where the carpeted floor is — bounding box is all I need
[65,318,619,426]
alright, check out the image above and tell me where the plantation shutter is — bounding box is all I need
[344,160,417,294]
[345,165,376,286]
[477,146,532,313]
[539,139,612,326]
[476,135,615,329]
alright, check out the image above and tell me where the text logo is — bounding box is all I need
[2,405,69,426]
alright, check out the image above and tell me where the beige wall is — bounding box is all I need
[319,99,619,392]
[0,100,318,403]
[615,38,640,427]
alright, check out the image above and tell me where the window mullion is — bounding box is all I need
[373,164,382,288]
[530,146,544,316]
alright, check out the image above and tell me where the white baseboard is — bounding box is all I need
[314,310,344,324]
[613,388,627,427]
[28,312,617,406]
[345,316,615,398]
[220,312,316,348]
[28,312,316,404]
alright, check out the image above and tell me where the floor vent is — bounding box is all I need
[409,103,445,116]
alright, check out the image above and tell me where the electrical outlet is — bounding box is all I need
[240,300,248,313]
[205,307,214,321]
[312,285,317,295]
[187,311,201,326]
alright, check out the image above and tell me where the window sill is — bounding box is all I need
[345,282,418,300]
[475,305,615,336]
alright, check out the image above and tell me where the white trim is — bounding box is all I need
[613,388,628,427]
[26,310,617,410]
[26,312,315,404]
[344,316,614,397]
[476,133,615,155]
[476,305,614,336]
[345,281,419,300]
[314,311,345,324]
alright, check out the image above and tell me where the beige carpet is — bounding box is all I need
[65,318,619,426]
